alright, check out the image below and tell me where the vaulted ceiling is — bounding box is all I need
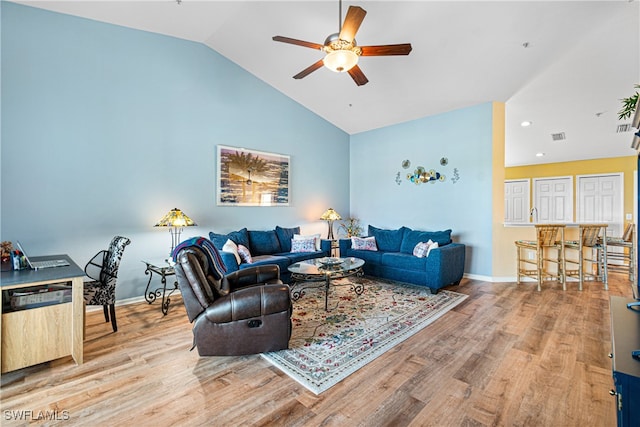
[14,0,640,166]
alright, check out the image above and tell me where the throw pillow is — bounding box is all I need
[351,236,378,251]
[413,240,432,258]
[237,244,253,264]
[275,226,300,253]
[412,239,439,258]
[293,233,321,251]
[427,241,439,257]
[222,239,241,264]
[290,238,317,253]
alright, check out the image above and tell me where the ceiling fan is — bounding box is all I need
[272,1,412,86]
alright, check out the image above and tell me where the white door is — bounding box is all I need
[577,173,623,238]
[505,180,530,223]
[534,177,573,223]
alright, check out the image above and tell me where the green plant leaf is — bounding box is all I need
[618,84,639,121]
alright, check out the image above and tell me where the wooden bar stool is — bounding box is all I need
[564,224,608,290]
[515,224,566,291]
[604,223,635,283]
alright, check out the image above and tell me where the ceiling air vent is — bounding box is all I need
[617,123,632,133]
[551,132,566,141]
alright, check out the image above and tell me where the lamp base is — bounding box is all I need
[327,220,335,240]
[170,227,183,256]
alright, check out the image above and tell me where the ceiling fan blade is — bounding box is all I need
[272,36,324,50]
[348,65,369,86]
[339,6,367,43]
[360,44,413,56]
[293,59,325,79]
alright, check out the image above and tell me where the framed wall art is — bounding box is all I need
[217,145,290,206]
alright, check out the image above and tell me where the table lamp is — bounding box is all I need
[155,208,197,255]
[320,208,341,240]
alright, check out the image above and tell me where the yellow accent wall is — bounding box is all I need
[505,157,636,220]
[492,156,637,278]
[488,102,637,279]
[492,102,508,277]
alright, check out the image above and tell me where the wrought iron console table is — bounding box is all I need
[142,259,177,315]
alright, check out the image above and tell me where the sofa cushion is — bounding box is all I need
[209,228,250,250]
[278,250,325,264]
[275,226,300,253]
[239,254,289,272]
[368,225,409,252]
[343,248,384,265]
[400,229,452,254]
[248,230,281,256]
[381,252,428,271]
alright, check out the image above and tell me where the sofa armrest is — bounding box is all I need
[203,283,291,323]
[218,250,239,273]
[222,264,282,290]
[338,238,352,254]
[425,243,466,287]
[320,239,332,255]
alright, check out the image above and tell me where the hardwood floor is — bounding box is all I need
[1,274,632,426]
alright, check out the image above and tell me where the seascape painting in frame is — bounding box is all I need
[217,145,290,206]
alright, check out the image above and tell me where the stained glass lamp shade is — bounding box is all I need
[155,208,197,254]
[320,208,341,240]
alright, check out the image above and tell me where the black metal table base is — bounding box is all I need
[289,267,364,311]
[143,263,177,316]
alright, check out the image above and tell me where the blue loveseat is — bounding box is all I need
[339,225,465,293]
[209,226,331,281]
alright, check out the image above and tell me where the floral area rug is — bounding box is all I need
[261,276,468,394]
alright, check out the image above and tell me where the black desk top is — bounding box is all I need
[0,254,84,287]
[610,296,640,377]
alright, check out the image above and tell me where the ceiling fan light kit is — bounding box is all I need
[272,2,412,85]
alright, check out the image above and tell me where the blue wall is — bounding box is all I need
[1,3,350,299]
[350,103,495,277]
[2,3,495,302]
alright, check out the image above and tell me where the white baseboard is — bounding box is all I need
[86,290,182,312]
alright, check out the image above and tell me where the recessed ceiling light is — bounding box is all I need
[521,121,532,127]
[536,152,545,157]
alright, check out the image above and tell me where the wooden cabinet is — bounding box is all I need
[1,255,84,373]
[609,296,640,427]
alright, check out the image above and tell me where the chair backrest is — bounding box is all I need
[580,224,607,247]
[100,236,131,284]
[175,247,221,322]
[622,223,635,242]
[536,224,565,247]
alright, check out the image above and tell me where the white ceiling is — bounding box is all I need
[14,0,640,166]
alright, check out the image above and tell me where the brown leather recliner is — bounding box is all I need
[174,247,292,356]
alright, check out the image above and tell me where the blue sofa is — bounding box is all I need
[209,226,331,281]
[339,225,465,293]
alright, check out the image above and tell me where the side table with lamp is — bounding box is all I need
[147,208,196,315]
[320,208,341,257]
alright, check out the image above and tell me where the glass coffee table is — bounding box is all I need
[287,257,365,311]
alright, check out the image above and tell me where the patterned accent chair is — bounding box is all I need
[83,236,131,332]
[174,246,292,356]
